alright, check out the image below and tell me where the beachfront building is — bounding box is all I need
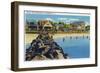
[70,21,86,32]
[25,20,53,32]
[52,22,65,32]
[26,20,39,31]
[38,20,53,31]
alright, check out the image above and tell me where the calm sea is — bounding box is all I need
[54,36,90,59]
[25,36,90,59]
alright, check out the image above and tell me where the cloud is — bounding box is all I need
[58,18,69,21]
[58,18,79,21]
[58,18,80,23]
[45,18,53,21]
[69,19,80,21]
[85,22,90,25]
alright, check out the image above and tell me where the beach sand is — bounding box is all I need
[25,33,90,44]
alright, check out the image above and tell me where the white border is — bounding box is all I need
[18,5,95,68]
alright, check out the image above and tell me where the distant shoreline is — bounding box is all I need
[25,33,90,44]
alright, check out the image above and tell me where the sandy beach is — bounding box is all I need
[25,33,90,44]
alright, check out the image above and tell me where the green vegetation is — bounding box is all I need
[85,25,90,31]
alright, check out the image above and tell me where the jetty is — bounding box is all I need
[25,31,68,61]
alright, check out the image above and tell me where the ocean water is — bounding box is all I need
[25,36,90,59]
[54,36,90,59]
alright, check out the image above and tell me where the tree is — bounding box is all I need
[58,21,64,25]
[63,24,70,28]
[85,25,90,31]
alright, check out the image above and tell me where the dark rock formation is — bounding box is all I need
[25,33,68,61]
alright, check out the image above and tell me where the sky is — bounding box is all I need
[24,11,90,25]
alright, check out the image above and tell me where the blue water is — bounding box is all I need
[25,36,90,59]
[54,36,90,59]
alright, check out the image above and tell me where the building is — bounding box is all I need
[70,21,85,31]
[38,20,53,31]
[25,20,39,31]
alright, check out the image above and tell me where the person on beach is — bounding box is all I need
[63,37,65,42]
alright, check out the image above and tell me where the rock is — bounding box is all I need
[26,34,68,61]
[32,55,47,60]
